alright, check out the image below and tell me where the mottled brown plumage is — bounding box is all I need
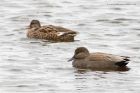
[27,20,77,42]
[69,47,130,70]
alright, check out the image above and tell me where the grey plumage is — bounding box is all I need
[69,47,130,70]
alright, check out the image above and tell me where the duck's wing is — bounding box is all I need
[89,52,130,67]
[49,25,77,34]
[39,25,58,33]
[40,25,77,37]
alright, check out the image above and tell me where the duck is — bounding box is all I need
[68,47,130,70]
[27,20,77,42]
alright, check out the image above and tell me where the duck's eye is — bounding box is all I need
[32,23,36,24]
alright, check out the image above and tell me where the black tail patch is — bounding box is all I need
[124,58,130,61]
[115,61,129,67]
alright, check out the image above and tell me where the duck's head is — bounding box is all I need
[74,47,89,55]
[68,47,89,61]
[29,20,41,28]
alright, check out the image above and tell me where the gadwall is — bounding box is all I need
[69,47,130,70]
[27,20,77,42]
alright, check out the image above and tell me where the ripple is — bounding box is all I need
[4,34,15,36]
[16,85,29,87]
[9,68,23,73]
[96,19,109,22]
[132,28,140,31]
[114,18,135,21]
[109,20,122,24]
[111,8,122,10]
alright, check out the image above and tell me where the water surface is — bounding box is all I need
[0,0,140,93]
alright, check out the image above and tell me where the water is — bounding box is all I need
[0,0,140,93]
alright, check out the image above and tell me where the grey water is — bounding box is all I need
[0,0,140,93]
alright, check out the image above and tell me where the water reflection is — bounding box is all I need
[74,67,130,73]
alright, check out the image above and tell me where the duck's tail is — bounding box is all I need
[60,32,77,36]
[115,56,130,67]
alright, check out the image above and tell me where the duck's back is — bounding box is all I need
[73,52,129,69]
[47,25,77,33]
[88,52,123,62]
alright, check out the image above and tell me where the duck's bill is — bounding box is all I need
[68,57,74,62]
[26,26,30,29]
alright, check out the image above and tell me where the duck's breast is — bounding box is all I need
[72,59,87,68]
[27,29,47,39]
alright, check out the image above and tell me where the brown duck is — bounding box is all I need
[27,20,77,42]
[69,47,130,70]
